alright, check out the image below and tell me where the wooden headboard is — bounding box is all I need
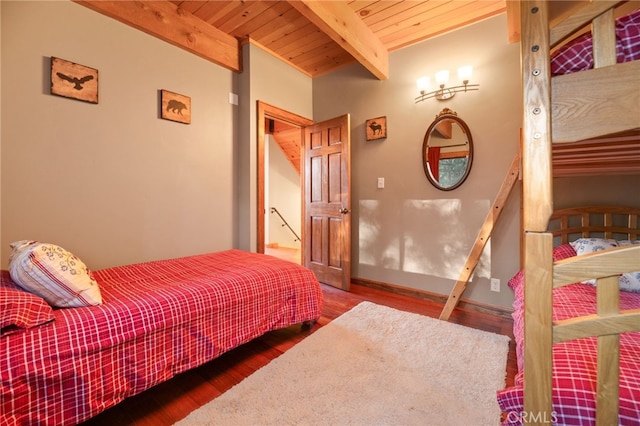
[548,206,640,246]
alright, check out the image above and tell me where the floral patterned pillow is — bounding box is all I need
[618,240,640,292]
[569,238,618,255]
[568,238,640,292]
[8,240,102,308]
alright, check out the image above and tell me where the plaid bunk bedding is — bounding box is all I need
[1,249,323,425]
[497,244,640,425]
[551,8,640,75]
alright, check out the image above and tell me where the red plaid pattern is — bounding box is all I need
[551,9,640,75]
[0,286,55,336]
[1,250,323,425]
[498,245,640,425]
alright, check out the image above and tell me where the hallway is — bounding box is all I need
[265,246,301,265]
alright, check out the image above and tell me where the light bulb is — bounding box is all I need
[416,76,430,92]
[435,70,449,86]
[458,65,473,83]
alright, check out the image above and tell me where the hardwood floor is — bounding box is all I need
[82,282,516,425]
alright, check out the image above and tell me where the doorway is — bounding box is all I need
[257,102,352,290]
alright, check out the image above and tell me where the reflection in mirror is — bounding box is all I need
[422,108,473,191]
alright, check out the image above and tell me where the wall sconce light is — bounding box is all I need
[415,66,480,103]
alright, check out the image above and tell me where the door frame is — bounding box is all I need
[256,101,313,254]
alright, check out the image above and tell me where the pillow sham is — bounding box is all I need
[618,240,640,292]
[568,238,640,292]
[569,238,618,255]
[1,287,55,336]
[8,240,102,308]
[619,272,640,293]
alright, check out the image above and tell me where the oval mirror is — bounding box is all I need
[422,108,473,191]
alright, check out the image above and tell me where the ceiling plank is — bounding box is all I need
[75,0,241,73]
[287,0,388,80]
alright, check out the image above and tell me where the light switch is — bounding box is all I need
[377,177,385,189]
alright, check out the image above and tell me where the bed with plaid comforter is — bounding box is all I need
[1,249,323,425]
[496,244,640,425]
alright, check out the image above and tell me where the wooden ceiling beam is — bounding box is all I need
[287,0,389,80]
[74,0,241,73]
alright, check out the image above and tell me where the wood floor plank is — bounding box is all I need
[81,281,516,425]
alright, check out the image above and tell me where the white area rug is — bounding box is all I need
[176,301,510,426]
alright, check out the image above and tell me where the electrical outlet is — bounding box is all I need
[490,278,500,292]
[377,177,385,189]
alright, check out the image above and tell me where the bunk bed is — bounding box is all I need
[497,207,640,424]
[498,1,640,424]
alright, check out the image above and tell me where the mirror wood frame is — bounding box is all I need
[422,108,473,191]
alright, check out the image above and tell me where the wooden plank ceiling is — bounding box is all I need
[76,0,507,79]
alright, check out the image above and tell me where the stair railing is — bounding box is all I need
[270,207,301,243]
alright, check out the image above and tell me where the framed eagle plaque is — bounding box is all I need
[51,57,98,104]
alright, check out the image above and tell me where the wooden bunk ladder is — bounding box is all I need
[439,153,520,321]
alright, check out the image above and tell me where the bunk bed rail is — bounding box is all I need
[550,1,640,143]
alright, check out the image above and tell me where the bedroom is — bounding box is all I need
[1,0,640,424]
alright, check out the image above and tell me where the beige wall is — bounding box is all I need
[235,44,312,252]
[554,175,640,208]
[1,1,235,269]
[313,15,522,308]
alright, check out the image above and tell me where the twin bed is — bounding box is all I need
[1,248,323,425]
[498,1,640,424]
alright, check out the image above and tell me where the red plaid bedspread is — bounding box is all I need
[1,250,323,425]
[497,245,640,425]
[551,8,640,75]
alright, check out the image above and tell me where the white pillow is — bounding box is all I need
[8,240,102,308]
[619,272,640,293]
[570,238,618,255]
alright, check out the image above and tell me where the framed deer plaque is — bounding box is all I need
[51,57,98,104]
[365,116,387,141]
[161,90,191,124]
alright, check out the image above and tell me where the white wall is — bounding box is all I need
[313,14,522,308]
[267,136,301,249]
[1,1,235,269]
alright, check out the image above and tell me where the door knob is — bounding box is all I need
[339,206,350,214]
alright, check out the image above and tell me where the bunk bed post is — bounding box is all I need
[520,0,552,230]
[523,232,553,423]
[520,1,554,424]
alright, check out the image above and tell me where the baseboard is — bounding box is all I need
[351,277,513,320]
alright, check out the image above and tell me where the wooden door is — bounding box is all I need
[303,115,351,290]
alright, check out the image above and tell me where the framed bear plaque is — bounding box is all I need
[161,89,191,124]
